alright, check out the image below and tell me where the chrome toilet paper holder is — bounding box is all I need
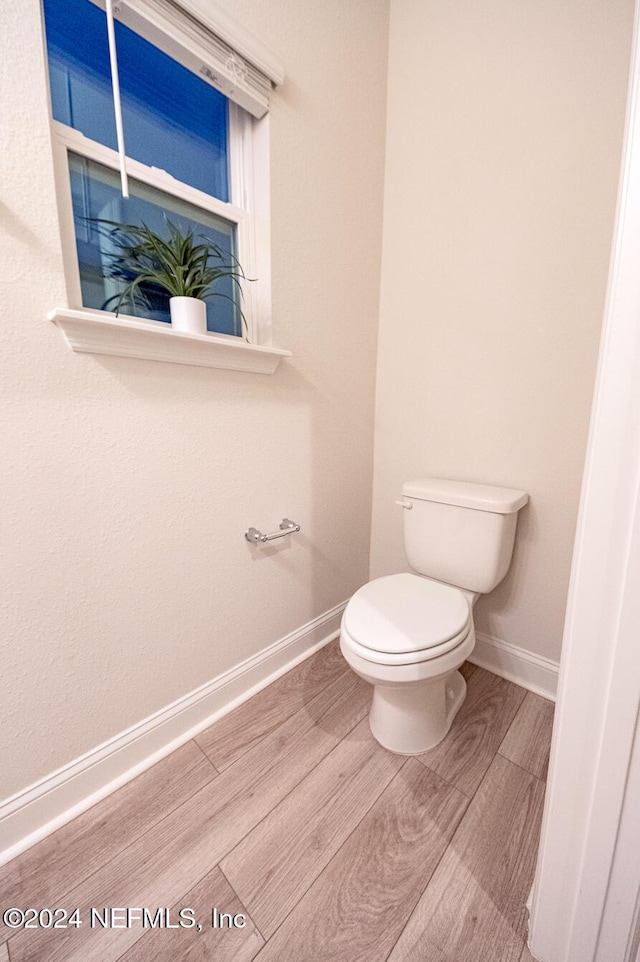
[245,518,301,544]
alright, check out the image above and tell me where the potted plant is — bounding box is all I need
[95,218,252,336]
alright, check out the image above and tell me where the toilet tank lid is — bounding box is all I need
[402,479,528,514]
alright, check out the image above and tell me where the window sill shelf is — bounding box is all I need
[49,308,291,375]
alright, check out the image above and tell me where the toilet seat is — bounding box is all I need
[342,573,471,666]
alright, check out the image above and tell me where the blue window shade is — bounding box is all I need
[69,154,241,336]
[43,0,229,201]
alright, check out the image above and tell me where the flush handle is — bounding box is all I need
[395,498,413,510]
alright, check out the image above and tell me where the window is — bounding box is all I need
[42,0,282,343]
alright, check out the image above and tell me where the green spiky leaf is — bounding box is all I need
[90,216,255,339]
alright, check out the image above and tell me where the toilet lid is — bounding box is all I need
[344,573,470,656]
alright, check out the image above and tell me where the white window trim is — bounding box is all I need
[48,307,290,374]
[228,103,274,349]
[46,0,289,373]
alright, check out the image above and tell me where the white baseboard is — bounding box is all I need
[470,631,559,702]
[0,602,347,867]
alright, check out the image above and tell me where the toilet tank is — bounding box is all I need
[401,479,528,595]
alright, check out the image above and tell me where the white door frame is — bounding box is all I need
[528,3,640,960]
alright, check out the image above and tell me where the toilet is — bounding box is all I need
[340,478,528,754]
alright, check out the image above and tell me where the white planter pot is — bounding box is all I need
[169,296,207,335]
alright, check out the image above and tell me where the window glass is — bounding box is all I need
[43,0,229,201]
[69,154,241,336]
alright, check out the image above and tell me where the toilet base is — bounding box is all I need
[369,669,467,755]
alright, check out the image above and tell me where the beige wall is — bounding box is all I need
[1,0,635,807]
[370,0,634,662]
[0,0,389,800]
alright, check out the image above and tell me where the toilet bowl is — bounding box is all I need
[340,572,476,754]
[340,478,528,755]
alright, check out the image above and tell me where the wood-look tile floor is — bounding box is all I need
[0,641,554,962]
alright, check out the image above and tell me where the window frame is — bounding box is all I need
[44,1,274,348]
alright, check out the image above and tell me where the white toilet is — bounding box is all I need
[340,478,528,755]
